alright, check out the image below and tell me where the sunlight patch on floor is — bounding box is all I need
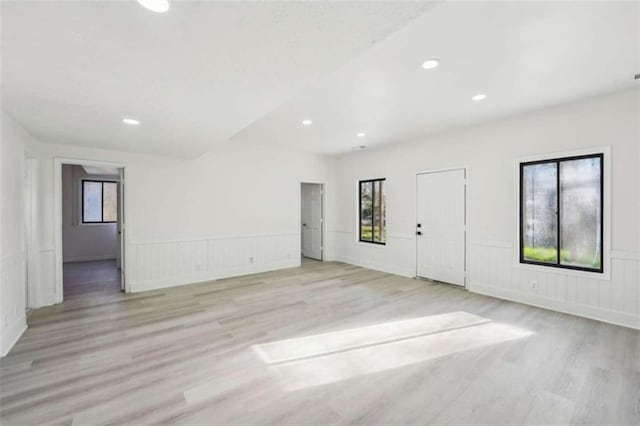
[253,311,533,391]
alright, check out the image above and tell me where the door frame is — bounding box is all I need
[53,157,130,302]
[23,150,38,309]
[299,181,325,261]
[414,167,468,287]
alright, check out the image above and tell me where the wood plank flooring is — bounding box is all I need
[63,260,121,298]
[1,260,638,425]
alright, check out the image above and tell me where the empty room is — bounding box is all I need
[1,1,638,425]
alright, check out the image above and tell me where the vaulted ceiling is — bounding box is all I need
[2,1,638,158]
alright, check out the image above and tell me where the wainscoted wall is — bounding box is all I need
[128,233,300,292]
[0,252,27,356]
[329,235,639,329]
[36,248,57,306]
[328,230,414,277]
[468,241,639,329]
[329,90,639,330]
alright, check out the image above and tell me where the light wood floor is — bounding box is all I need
[63,260,121,298]
[1,260,638,425]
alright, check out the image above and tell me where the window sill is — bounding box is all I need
[355,241,387,249]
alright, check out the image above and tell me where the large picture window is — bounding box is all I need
[520,153,603,272]
[359,178,386,244]
[82,180,118,223]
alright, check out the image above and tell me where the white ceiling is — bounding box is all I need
[2,1,638,158]
[1,0,434,157]
[233,1,640,154]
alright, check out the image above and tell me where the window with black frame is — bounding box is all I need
[359,178,386,244]
[520,153,603,272]
[82,180,118,224]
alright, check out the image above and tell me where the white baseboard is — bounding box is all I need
[129,259,301,293]
[1,315,27,357]
[63,255,116,263]
[470,281,639,330]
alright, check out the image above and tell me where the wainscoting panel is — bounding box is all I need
[468,241,639,329]
[1,252,27,356]
[328,230,415,277]
[329,234,638,329]
[38,248,57,306]
[128,233,300,292]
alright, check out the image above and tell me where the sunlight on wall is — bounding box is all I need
[252,311,533,391]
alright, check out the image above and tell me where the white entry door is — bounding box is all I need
[416,169,466,286]
[301,183,323,260]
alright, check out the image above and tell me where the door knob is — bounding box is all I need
[416,231,422,236]
[303,224,307,227]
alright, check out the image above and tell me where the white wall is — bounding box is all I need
[328,89,640,329]
[2,88,637,359]
[62,165,118,263]
[0,112,37,355]
[34,139,331,301]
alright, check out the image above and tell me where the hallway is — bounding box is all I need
[63,260,121,298]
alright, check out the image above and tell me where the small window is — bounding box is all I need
[520,153,603,272]
[359,178,386,244]
[82,180,118,223]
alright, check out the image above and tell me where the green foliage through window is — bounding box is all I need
[359,179,386,244]
[520,154,603,272]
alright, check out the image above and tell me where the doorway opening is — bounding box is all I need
[58,162,126,300]
[300,182,324,261]
[415,168,467,287]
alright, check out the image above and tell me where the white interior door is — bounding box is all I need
[416,169,466,286]
[301,183,323,260]
[118,168,125,291]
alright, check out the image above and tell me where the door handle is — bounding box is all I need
[302,224,307,227]
[416,231,422,236]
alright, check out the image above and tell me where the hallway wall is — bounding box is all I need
[0,112,37,355]
[62,165,118,263]
[33,138,331,300]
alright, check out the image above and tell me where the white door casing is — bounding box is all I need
[118,168,125,291]
[301,183,323,260]
[416,169,466,286]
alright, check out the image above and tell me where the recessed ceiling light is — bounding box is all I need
[421,59,440,70]
[302,119,313,126]
[472,93,487,102]
[122,118,140,126]
[137,0,170,13]
[357,132,366,138]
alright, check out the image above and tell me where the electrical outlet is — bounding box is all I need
[249,257,254,263]
[530,280,538,290]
